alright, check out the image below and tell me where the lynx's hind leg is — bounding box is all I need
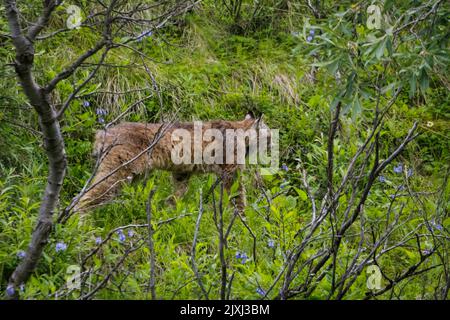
[74,144,147,213]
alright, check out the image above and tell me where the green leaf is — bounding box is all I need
[443,218,450,229]
[409,73,417,97]
[375,38,386,60]
[285,195,297,210]
[352,95,362,120]
[419,69,429,93]
[294,187,308,201]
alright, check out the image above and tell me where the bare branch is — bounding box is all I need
[191,190,209,299]
[146,188,157,299]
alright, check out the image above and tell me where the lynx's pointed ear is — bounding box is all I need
[257,114,263,122]
[245,112,255,120]
[255,114,262,126]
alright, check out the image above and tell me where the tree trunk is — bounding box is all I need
[5,0,67,298]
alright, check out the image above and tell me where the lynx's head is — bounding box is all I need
[240,112,275,166]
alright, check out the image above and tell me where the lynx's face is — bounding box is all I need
[247,114,269,131]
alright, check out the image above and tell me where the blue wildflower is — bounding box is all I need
[309,29,315,36]
[398,185,405,191]
[393,163,403,174]
[98,117,105,124]
[55,242,67,252]
[17,250,26,259]
[117,230,126,243]
[306,35,313,43]
[268,239,275,248]
[256,287,266,296]
[95,237,102,245]
[83,101,90,107]
[128,229,134,237]
[6,285,15,297]
[281,164,289,172]
[422,249,431,255]
[96,108,107,116]
[433,223,443,231]
[407,168,413,178]
[236,251,248,263]
[378,175,386,183]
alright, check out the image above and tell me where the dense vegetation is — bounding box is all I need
[0,0,449,300]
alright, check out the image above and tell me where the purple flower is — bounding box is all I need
[309,29,315,36]
[96,108,107,116]
[95,237,102,245]
[17,250,26,259]
[256,287,266,296]
[236,251,248,263]
[55,242,67,252]
[96,108,107,124]
[422,249,431,255]
[398,185,405,191]
[6,285,15,297]
[378,176,386,183]
[128,229,135,237]
[306,35,313,43]
[268,239,275,248]
[393,164,403,174]
[117,230,126,243]
[83,101,90,107]
[434,223,443,231]
[281,164,289,172]
[407,168,413,178]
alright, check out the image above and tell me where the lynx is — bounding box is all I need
[73,113,270,214]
